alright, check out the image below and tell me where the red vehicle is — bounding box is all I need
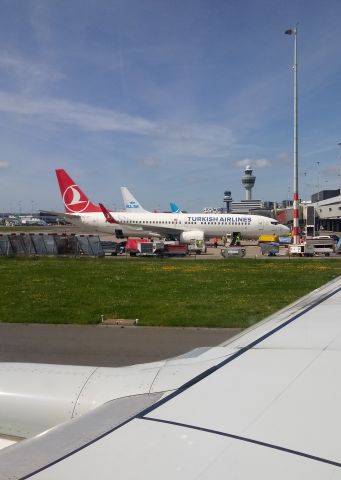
[125,238,151,256]
[162,243,187,256]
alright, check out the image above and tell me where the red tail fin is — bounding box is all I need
[55,169,102,213]
[99,203,118,224]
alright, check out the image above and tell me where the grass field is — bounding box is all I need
[0,257,340,327]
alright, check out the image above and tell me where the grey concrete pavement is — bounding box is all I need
[0,323,240,367]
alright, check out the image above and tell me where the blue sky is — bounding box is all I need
[0,0,340,212]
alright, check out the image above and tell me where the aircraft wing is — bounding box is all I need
[119,219,181,236]
[133,223,180,235]
[1,277,341,479]
[39,210,81,220]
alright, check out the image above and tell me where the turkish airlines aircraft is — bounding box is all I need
[0,278,341,478]
[99,201,290,243]
[56,169,289,241]
[55,169,159,238]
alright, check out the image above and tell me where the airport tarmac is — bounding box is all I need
[107,244,341,260]
[0,323,240,367]
[1,225,340,258]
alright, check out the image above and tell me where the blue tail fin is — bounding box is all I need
[170,202,182,213]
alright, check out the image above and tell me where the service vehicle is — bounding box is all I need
[162,243,187,257]
[125,238,151,256]
[308,237,335,256]
[288,243,314,257]
[221,247,246,258]
[258,235,279,244]
[187,239,207,255]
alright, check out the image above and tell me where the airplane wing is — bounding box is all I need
[1,277,341,479]
[127,223,180,235]
[99,203,177,236]
[39,210,81,220]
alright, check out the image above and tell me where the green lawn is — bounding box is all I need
[0,257,340,327]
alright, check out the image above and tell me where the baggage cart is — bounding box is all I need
[260,242,279,256]
[220,247,246,258]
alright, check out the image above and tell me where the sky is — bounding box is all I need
[0,0,341,213]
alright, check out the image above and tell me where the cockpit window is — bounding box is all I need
[271,221,279,225]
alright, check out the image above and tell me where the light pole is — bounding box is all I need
[338,143,341,193]
[285,26,300,243]
[316,161,320,201]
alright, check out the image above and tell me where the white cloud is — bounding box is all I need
[235,158,272,169]
[0,160,9,169]
[0,91,154,134]
[0,53,64,89]
[0,91,235,159]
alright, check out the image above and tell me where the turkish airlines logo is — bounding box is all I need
[104,211,115,223]
[63,185,90,213]
[104,211,111,221]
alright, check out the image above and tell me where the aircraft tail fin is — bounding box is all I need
[55,169,102,213]
[170,202,182,214]
[99,203,118,224]
[121,187,148,212]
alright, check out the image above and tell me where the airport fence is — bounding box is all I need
[0,234,104,257]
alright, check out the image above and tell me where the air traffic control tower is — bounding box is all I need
[241,165,256,200]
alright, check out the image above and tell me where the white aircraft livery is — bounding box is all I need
[99,202,290,242]
[121,186,148,213]
[54,169,159,238]
[0,278,340,478]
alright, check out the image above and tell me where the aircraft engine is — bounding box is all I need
[180,230,205,244]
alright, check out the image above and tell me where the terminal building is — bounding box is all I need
[306,190,341,232]
[276,189,341,234]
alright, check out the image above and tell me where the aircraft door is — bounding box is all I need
[258,218,264,231]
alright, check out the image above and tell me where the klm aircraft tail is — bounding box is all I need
[120,187,149,212]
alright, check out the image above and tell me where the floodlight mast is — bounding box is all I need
[285,26,300,244]
[338,143,341,193]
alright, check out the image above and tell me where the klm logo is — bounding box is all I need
[126,201,139,209]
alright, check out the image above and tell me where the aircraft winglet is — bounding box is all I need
[99,203,118,224]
